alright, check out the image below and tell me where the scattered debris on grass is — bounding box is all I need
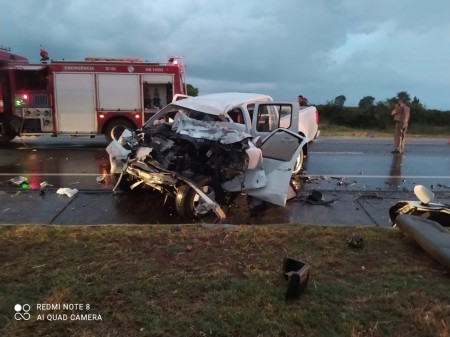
[283,256,310,303]
[347,232,364,248]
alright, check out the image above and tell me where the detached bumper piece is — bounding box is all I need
[283,256,310,303]
[395,214,450,271]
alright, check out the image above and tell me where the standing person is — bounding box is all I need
[153,88,161,108]
[390,98,410,154]
[297,95,308,106]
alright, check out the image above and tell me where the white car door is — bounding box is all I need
[250,102,300,138]
[246,128,307,206]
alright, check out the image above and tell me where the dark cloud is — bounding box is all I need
[1,0,449,109]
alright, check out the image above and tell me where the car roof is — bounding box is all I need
[173,92,273,116]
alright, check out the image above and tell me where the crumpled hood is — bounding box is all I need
[173,92,272,116]
[172,112,252,144]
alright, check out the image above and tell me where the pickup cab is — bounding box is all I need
[174,92,320,173]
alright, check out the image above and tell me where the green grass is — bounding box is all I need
[0,225,449,337]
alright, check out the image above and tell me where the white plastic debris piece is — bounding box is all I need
[56,188,79,197]
[40,181,53,188]
[9,176,28,185]
[136,147,152,161]
[96,175,105,183]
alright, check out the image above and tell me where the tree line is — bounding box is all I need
[329,91,431,109]
[317,91,450,134]
[186,86,449,134]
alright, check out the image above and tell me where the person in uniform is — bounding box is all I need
[390,98,410,154]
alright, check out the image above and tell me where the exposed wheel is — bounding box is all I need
[292,147,305,175]
[104,119,135,143]
[175,184,217,219]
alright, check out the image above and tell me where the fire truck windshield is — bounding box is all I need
[15,69,47,90]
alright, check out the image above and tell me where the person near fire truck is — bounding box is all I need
[153,88,161,108]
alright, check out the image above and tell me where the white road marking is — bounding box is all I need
[0,173,448,179]
[311,151,365,155]
[305,174,450,179]
[0,173,102,177]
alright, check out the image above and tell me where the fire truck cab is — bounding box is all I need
[0,46,186,143]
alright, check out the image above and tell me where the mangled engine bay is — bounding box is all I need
[143,113,251,184]
[107,111,263,220]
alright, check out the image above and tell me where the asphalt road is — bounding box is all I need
[300,136,450,192]
[1,135,449,191]
[0,135,449,226]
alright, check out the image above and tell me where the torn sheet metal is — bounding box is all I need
[40,181,53,188]
[106,140,131,174]
[96,176,105,184]
[173,92,272,117]
[9,176,28,185]
[172,112,252,144]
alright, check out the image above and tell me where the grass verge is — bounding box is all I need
[0,224,449,337]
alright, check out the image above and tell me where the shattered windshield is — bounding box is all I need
[143,104,223,130]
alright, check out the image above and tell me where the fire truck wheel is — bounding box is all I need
[175,183,217,219]
[0,118,16,143]
[104,119,136,143]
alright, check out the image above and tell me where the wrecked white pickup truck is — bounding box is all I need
[106,92,310,220]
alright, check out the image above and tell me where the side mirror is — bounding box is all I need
[414,185,434,205]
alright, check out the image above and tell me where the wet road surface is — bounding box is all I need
[0,135,449,226]
[0,136,111,191]
[300,136,450,192]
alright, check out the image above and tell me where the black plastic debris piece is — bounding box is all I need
[347,233,364,248]
[304,190,335,205]
[285,272,301,303]
[283,256,310,303]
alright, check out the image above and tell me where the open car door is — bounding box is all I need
[246,128,307,206]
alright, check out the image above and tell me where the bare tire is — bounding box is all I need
[175,184,217,219]
[104,119,135,143]
[292,147,305,175]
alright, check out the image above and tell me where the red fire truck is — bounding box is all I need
[0,46,186,143]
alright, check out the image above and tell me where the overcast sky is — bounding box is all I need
[1,0,449,110]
